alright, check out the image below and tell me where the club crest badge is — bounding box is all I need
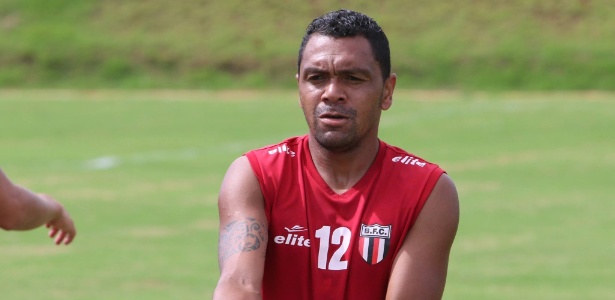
[358,223,391,265]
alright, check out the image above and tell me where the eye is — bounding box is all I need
[306,74,326,82]
[347,75,364,82]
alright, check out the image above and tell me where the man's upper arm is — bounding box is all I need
[214,156,268,300]
[0,169,11,228]
[386,173,460,300]
[0,168,22,229]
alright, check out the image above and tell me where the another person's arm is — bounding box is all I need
[0,168,76,245]
[213,156,268,300]
[386,174,460,300]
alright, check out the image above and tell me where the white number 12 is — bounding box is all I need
[315,226,351,270]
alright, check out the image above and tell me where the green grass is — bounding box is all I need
[1,0,615,89]
[1,90,614,299]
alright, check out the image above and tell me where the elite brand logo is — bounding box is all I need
[392,155,426,167]
[274,225,310,247]
[268,143,296,157]
[284,225,307,232]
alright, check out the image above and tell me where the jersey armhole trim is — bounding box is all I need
[410,168,446,226]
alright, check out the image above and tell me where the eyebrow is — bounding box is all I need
[302,67,372,77]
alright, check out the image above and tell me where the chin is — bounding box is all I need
[314,131,359,152]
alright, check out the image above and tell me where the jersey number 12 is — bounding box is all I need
[315,226,351,270]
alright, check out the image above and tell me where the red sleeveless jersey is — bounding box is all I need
[245,135,445,300]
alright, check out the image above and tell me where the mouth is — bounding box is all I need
[317,111,351,127]
[314,105,356,128]
[319,112,349,120]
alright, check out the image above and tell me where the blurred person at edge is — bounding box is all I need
[0,168,76,245]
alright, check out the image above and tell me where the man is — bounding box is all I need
[214,9,459,300]
[0,168,76,245]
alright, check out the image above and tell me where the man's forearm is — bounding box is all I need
[0,180,61,231]
[213,280,263,300]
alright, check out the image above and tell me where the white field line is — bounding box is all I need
[83,149,199,170]
[80,135,287,171]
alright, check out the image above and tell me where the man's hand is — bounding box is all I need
[40,194,76,245]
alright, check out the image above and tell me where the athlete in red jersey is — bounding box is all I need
[214,9,459,300]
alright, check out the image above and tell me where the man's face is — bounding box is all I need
[297,34,396,152]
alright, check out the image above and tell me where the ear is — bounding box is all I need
[380,73,396,111]
[296,73,303,108]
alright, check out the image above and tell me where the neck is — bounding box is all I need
[308,136,380,194]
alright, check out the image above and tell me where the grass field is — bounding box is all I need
[0,90,614,299]
[2,0,615,89]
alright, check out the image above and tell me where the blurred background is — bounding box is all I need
[1,0,614,90]
[1,1,614,299]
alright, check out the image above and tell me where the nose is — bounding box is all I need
[321,78,345,103]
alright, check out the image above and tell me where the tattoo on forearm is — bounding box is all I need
[219,217,267,260]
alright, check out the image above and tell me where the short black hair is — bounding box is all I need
[297,9,391,80]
